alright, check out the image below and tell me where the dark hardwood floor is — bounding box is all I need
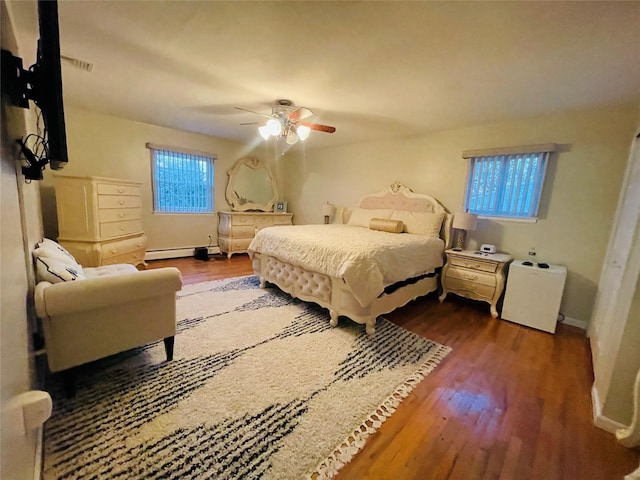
[148,255,639,480]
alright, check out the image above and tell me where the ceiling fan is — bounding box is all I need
[235,99,336,145]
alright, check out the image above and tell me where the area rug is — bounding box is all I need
[43,275,451,480]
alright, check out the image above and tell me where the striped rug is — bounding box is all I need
[43,275,450,479]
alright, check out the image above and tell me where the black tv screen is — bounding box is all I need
[35,0,68,170]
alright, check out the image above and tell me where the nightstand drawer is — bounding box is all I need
[445,277,496,300]
[447,266,497,287]
[449,256,498,273]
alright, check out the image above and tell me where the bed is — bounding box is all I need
[248,182,452,335]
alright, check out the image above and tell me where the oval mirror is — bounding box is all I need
[225,157,278,212]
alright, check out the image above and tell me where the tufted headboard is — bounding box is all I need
[342,182,453,248]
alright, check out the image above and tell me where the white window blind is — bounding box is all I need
[148,146,215,214]
[463,145,554,219]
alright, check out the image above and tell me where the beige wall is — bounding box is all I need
[40,107,273,251]
[283,104,638,324]
[1,0,44,477]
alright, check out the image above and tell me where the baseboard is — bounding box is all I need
[145,246,221,261]
[592,384,627,434]
[562,315,587,330]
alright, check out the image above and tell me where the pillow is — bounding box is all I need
[33,245,81,269]
[369,218,404,233]
[34,256,84,283]
[390,210,445,237]
[347,208,393,227]
[37,238,78,264]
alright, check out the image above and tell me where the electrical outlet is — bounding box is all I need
[528,247,536,256]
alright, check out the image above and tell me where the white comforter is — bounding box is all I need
[248,224,444,308]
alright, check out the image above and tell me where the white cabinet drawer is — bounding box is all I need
[444,277,496,301]
[100,219,143,238]
[99,208,140,223]
[97,183,140,196]
[98,195,142,209]
[446,266,496,287]
[100,235,147,259]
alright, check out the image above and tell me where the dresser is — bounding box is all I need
[439,249,513,318]
[218,211,293,258]
[54,175,148,268]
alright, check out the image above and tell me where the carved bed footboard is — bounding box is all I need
[252,253,439,335]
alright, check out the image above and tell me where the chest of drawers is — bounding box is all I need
[439,249,513,318]
[54,175,147,268]
[217,211,293,258]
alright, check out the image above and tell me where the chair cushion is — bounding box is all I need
[83,264,138,278]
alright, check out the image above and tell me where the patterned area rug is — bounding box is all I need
[43,275,450,479]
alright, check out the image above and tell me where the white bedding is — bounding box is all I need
[248,224,445,308]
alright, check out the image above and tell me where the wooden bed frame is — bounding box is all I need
[251,182,452,335]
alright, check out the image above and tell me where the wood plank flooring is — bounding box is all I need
[148,255,640,479]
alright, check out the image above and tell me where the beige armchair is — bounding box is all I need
[32,239,182,393]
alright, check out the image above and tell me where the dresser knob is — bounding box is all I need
[119,226,126,231]
[118,200,125,205]
[118,213,126,218]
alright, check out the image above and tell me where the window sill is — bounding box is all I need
[478,216,538,224]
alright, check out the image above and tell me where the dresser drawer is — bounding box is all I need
[97,183,140,196]
[100,219,143,238]
[447,266,496,287]
[100,235,147,259]
[230,214,278,226]
[449,256,498,273]
[444,277,496,301]
[99,208,140,223]
[101,250,146,266]
[272,215,293,225]
[227,225,257,238]
[98,195,142,209]
[225,237,253,251]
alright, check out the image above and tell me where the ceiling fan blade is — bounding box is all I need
[301,122,336,134]
[234,106,272,118]
[287,107,313,122]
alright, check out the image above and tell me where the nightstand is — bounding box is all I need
[439,249,513,318]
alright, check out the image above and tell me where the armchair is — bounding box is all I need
[32,239,182,392]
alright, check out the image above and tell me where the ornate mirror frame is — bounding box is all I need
[225,157,278,212]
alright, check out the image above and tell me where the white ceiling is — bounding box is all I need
[8,1,640,150]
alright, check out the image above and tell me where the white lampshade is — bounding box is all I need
[258,125,271,140]
[266,118,282,136]
[286,130,299,145]
[452,212,478,231]
[321,203,336,217]
[297,124,311,141]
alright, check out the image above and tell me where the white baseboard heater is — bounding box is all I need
[145,246,221,261]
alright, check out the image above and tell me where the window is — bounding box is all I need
[147,144,215,214]
[462,144,555,220]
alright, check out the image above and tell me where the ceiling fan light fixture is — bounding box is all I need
[286,130,299,145]
[297,124,311,141]
[258,125,271,140]
[266,119,282,136]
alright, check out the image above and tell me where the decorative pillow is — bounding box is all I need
[37,238,78,264]
[347,208,393,227]
[369,218,404,233]
[33,245,81,269]
[390,210,445,237]
[34,256,84,283]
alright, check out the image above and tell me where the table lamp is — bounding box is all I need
[322,202,335,224]
[452,212,478,250]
